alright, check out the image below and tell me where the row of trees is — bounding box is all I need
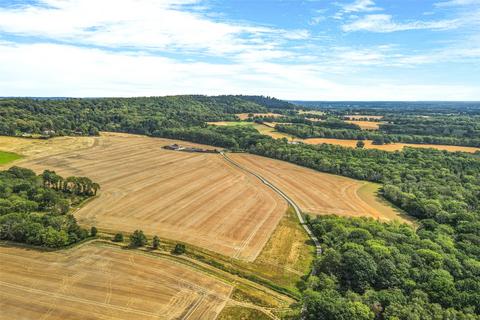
[42,170,100,196]
[0,167,98,247]
[114,230,185,254]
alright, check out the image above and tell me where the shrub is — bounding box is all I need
[173,243,186,255]
[112,233,123,242]
[152,235,160,249]
[129,230,147,247]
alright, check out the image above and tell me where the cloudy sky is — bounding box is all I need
[0,0,479,100]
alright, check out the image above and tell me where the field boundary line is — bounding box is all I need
[220,152,322,258]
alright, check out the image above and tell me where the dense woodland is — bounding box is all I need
[0,95,269,136]
[0,96,479,318]
[0,167,97,247]
[305,216,480,320]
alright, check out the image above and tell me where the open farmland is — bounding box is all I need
[0,135,96,164]
[0,244,231,320]
[345,120,384,130]
[301,138,480,153]
[18,132,287,261]
[228,153,413,225]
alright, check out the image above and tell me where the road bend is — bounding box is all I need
[220,152,322,258]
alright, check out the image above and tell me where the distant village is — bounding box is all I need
[163,143,220,153]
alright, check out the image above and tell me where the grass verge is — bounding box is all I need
[217,306,272,320]
[0,150,22,165]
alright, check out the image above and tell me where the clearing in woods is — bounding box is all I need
[345,120,384,130]
[228,153,414,225]
[17,132,287,261]
[0,243,231,320]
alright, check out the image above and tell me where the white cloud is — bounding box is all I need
[1,42,479,100]
[0,0,299,58]
[342,14,461,32]
[334,0,381,19]
[435,0,480,7]
[341,0,381,13]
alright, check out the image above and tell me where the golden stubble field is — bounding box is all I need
[301,138,480,153]
[17,133,287,261]
[0,244,231,320]
[229,153,412,225]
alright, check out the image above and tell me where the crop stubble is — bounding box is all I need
[0,244,231,320]
[18,133,287,261]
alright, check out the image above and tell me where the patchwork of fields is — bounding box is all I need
[0,244,231,320]
[17,133,287,261]
[229,153,412,224]
[301,138,480,153]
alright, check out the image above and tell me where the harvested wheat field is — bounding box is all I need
[0,244,231,320]
[229,153,413,224]
[302,138,480,153]
[18,132,286,261]
[0,135,96,165]
[345,120,384,130]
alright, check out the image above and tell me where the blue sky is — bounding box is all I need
[0,0,479,100]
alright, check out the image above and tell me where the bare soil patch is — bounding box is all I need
[228,153,412,225]
[0,243,231,320]
[18,132,286,261]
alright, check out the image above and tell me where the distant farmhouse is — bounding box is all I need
[163,144,219,153]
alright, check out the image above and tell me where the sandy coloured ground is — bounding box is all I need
[17,133,287,261]
[301,138,480,153]
[0,244,231,320]
[0,135,96,168]
[229,153,412,224]
[345,120,384,130]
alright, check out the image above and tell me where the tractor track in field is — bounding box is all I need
[220,152,322,258]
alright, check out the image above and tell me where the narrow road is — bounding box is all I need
[220,152,322,257]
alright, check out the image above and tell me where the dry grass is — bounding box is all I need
[236,113,283,120]
[345,120,383,130]
[251,206,315,291]
[0,135,96,167]
[0,243,232,320]
[252,123,296,141]
[228,153,412,225]
[18,132,287,261]
[301,138,480,153]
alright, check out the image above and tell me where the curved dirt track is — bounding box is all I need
[19,133,287,261]
[228,153,410,224]
[0,244,232,320]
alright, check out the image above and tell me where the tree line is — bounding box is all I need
[0,166,99,247]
